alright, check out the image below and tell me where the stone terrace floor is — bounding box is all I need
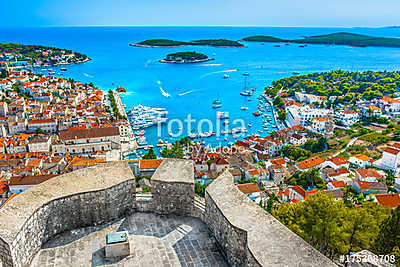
[30,213,228,267]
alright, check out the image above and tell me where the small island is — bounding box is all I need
[241,32,400,48]
[130,38,244,48]
[159,51,214,64]
[240,35,285,42]
[0,43,90,67]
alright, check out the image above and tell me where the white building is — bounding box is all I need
[349,154,372,168]
[380,143,400,171]
[27,118,57,133]
[286,105,331,127]
[59,127,120,154]
[28,135,52,153]
[336,109,359,127]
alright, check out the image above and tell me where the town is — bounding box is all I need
[0,44,399,265]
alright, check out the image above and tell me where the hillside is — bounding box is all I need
[241,32,400,48]
[131,38,244,47]
[241,35,285,42]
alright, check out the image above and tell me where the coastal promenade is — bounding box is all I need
[113,91,137,157]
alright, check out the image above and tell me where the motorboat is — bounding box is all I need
[212,99,222,109]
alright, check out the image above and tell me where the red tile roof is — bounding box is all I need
[356,169,383,180]
[297,157,324,170]
[236,183,260,194]
[329,181,346,188]
[375,194,400,208]
[139,159,163,170]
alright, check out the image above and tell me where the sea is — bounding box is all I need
[1,26,400,151]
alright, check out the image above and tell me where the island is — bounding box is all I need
[240,35,285,42]
[241,32,400,48]
[0,43,90,67]
[130,38,244,48]
[159,51,214,64]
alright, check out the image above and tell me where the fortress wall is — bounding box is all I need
[0,162,135,267]
[205,170,337,267]
[150,159,194,216]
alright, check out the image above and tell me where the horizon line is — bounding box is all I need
[1,24,398,28]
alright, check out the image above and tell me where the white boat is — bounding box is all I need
[212,99,222,109]
[223,74,229,78]
[243,72,249,76]
[248,123,252,127]
[241,106,248,110]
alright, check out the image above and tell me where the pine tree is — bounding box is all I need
[142,148,157,159]
[374,206,400,255]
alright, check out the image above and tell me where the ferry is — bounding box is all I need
[223,74,229,78]
[212,99,222,109]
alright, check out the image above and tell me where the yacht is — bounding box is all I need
[248,123,252,127]
[241,106,248,110]
[240,90,253,96]
[223,74,229,78]
[212,99,222,109]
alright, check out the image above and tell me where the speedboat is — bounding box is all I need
[240,90,253,96]
[243,72,249,76]
[212,99,222,109]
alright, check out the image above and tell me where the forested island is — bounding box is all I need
[159,51,213,64]
[265,70,400,103]
[130,38,244,47]
[242,32,400,48]
[0,43,90,66]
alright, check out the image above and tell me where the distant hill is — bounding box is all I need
[241,32,400,48]
[131,38,244,48]
[240,35,285,42]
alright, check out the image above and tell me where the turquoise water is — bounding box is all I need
[1,26,400,148]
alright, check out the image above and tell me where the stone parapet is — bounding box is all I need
[0,161,135,267]
[205,170,337,267]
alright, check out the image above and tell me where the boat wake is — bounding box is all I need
[200,69,240,79]
[178,90,194,96]
[199,63,222,66]
[83,73,94,78]
[159,86,171,98]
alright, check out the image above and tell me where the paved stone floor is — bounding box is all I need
[30,213,228,267]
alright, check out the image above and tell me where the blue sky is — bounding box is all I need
[4,0,400,27]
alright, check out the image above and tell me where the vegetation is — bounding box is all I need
[161,137,191,158]
[358,132,390,146]
[267,70,400,103]
[108,90,126,121]
[280,145,311,161]
[195,182,210,197]
[373,206,400,264]
[304,137,328,153]
[142,148,157,159]
[286,168,324,189]
[0,43,89,64]
[241,35,285,42]
[135,38,244,47]
[162,51,210,63]
[242,32,400,48]
[272,193,392,259]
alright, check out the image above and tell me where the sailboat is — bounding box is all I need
[240,76,253,96]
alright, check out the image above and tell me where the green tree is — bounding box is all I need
[374,206,400,255]
[142,148,157,159]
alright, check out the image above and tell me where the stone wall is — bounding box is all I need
[205,170,337,267]
[151,159,194,216]
[0,162,135,267]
